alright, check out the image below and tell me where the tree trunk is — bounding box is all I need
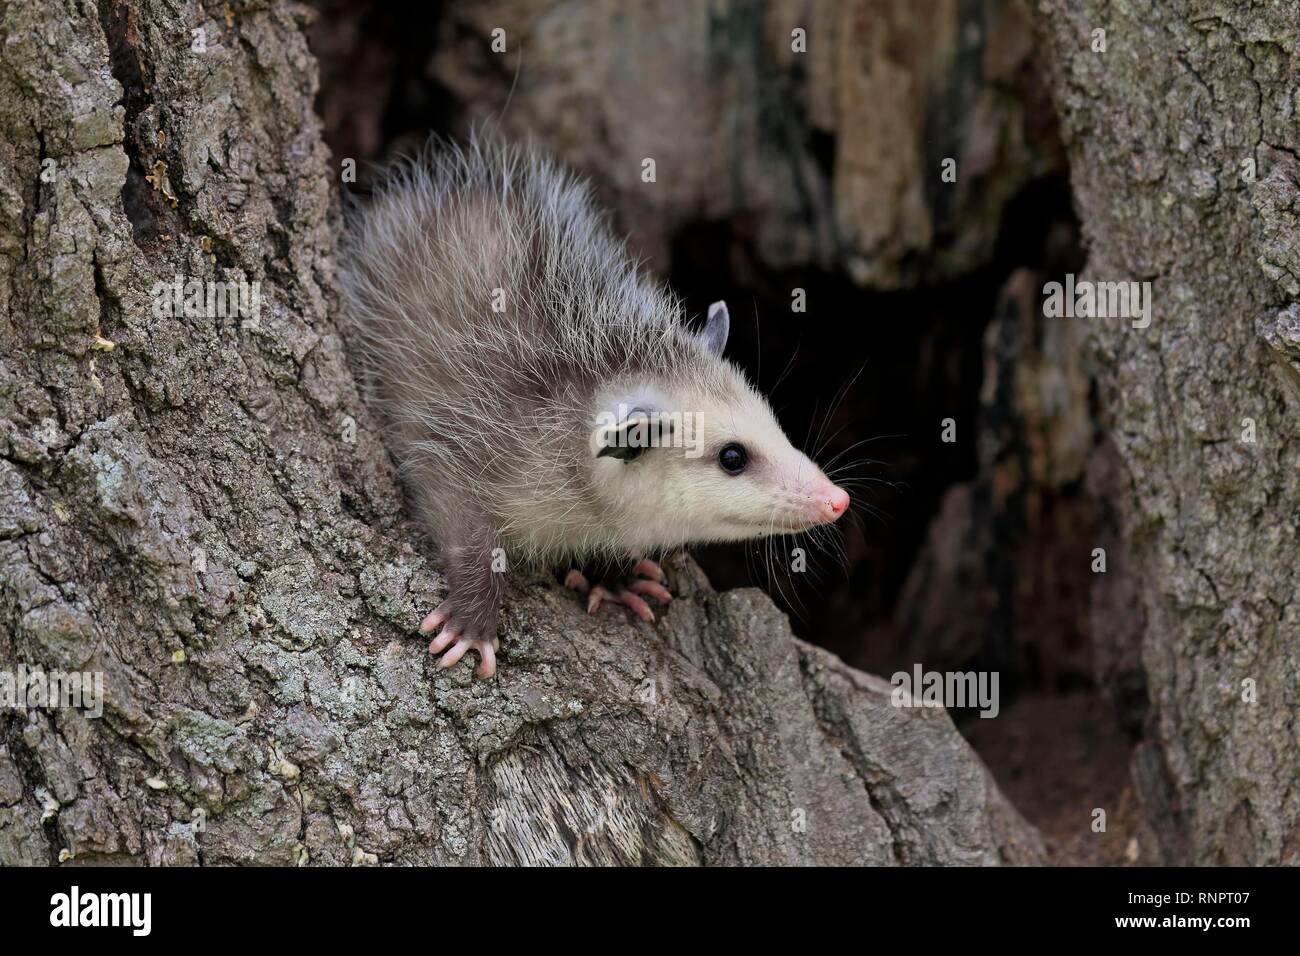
[0,0,1040,866]
[1039,1,1300,864]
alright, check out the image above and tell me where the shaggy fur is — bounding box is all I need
[340,139,843,674]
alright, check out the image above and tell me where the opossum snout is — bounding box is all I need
[807,482,850,524]
[824,485,851,520]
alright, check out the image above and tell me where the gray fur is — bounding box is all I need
[340,140,741,574]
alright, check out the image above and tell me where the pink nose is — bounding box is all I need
[817,485,851,522]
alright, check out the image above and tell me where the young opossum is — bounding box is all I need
[340,140,850,678]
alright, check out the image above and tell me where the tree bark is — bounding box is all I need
[0,0,1040,866]
[422,0,1060,285]
[1039,0,1300,864]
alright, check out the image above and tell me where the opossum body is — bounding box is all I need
[341,140,849,678]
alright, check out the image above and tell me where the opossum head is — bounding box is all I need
[589,302,850,551]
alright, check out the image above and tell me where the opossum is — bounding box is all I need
[340,140,849,678]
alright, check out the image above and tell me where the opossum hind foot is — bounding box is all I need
[564,558,672,623]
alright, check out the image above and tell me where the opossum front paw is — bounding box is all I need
[564,558,672,623]
[419,604,500,679]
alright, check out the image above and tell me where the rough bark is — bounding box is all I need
[1039,0,1300,864]
[0,1,1041,866]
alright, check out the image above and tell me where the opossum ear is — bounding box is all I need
[700,301,729,357]
[591,408,672,462]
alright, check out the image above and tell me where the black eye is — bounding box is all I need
[718,443,748,475]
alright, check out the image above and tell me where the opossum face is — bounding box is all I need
[590,303,850,551]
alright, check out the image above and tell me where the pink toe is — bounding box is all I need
[632,559,666,582]
[475,642,497,679]
[630,579,672,603]
[419,607,448,634]
[429,628,460,654]
[564,569,590,594]
[618,590,655,623]
[440,638,472,668]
